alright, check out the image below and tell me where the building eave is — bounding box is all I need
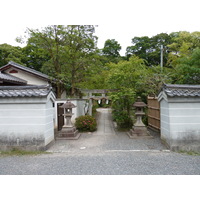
[0,61,50,81]
[0,85,53,98]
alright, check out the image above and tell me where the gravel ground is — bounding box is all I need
[0,108,200,175]
[0,151,200,175]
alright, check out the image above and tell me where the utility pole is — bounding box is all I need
[160,45,163,72]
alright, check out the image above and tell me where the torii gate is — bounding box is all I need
[80,89,118,115]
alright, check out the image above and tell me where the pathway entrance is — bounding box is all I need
[47,108,168,153]
[95,108,115,136]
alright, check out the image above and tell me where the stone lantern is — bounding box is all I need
[57,100,80,140]
[128,97,153,139]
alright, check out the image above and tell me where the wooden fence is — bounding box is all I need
[147,96,160,132]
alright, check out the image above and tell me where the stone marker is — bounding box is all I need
[128,97,153,139]
[57,100,80,140]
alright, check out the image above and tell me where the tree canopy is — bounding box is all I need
[173,48,200,84]
[126,33,172,67]
[24,25,99,97]
[0,43,24,66]
[1,28,200,100]
[1,28,200,128]
[102,39,122,63]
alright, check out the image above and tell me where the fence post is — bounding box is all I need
[147,96,160,132]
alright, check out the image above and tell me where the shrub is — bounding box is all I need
[113,110,133,129]
[75,115,97,132]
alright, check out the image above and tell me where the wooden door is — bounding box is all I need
[57,103,64,131]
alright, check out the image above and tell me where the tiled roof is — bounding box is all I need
[0,72,27,85]
[0,85,52,98]
[0,61,49,80]
[163,84,200,97]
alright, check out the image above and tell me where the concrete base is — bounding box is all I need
[128,126,153,139]
[168,139,200,153]
[56,127,81,140]
[0,139,55,152]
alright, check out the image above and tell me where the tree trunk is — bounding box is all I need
[71,79,75,97]
[71,66,76,97]
[56,83,62,98]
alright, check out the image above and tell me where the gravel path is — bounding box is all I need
[0,151,200,175]
[0,108,200,175]
[47,108,167,153]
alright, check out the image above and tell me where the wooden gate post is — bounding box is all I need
[147,96,160,132]
[57,103,64,131]
[89,92,93,116]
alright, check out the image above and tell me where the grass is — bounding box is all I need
[178,150,200,156]
[0,148,51,157]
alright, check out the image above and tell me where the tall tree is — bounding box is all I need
[105,55,148,128]
[62,25,98,95]
[172,48,200,84]
[0,43,24,66]
[167,31,200,67]
[126,36,151,62]
[21,43,50,71]
[102,39,122,63]
[148,33,172,67]
[25,25,98,97]
[126,33,172,67]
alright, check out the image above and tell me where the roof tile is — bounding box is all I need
[0,85,52,98]
[0,72,27,84]
[163,84,200,97]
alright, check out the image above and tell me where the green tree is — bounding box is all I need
[126,33,172,67]
[0,43,24,66]
[126,36,151,62]
[102,39,122,63]
[21,42,50,71]
[138,66,173,96]
[25,25,98,97]
[62,25,99,96]
[167,31,200,67]
[106,55,148,128]
[148,33,172,67]
[172,48,200,84]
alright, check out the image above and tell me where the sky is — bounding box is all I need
[0,0,199,56]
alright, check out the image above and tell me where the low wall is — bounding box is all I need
[0,94,55,151]
[159,95,200,152]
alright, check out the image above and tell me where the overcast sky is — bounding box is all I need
[0,0,199,56]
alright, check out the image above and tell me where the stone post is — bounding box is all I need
[128,97,153,139]
[57,100,80,140]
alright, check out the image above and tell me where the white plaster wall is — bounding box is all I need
[168,100,200,142]
[0,93,55,150]
[0,102,46,134]
[5,68,48,85]
[160,98,170,145]
[159,94,200,151]
[44,96,55,145]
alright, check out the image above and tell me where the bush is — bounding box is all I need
[75,115,97,132]
[112,109,133,129]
